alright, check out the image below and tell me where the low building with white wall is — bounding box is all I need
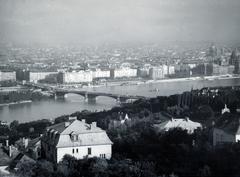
[92,69,110,79]
[110,67,137,78]
[41,119,113,163]
[0,71,16,81]
[29,72,57,83]
[59,71,93,83]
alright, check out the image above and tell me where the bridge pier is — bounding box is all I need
[84,93,88,102]
[84,93,97,103]
[55,92,66,99]
[87,94,97,104]
[116,97,128,104]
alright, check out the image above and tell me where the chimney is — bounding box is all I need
[91,122,97,127]
[9,145,12,157]
[24,138,29,148]
[6,140,9,147]
[81,119,86,123]
[185,117,189,121]
[65,122,70,127]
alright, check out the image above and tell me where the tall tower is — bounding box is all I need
[208,44,218,62]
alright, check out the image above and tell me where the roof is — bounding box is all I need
[47,119,103,134]
[56,131,113,148]
[46,119,75,134]
[9,153,35,170]
[0,148,11,166]
[27,137,41,149]
[154,118,202,133]
[42,119,113,148]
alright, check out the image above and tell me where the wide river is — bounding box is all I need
[1,77,240,123]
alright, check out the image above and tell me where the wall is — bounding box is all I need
[92,70,110,79]
[29,72,57,83]
[62,71,93,83]
[213,128,235,146]
[110,68,137,78]
[149,67,164,80]
[57,144,112,163]
[0,71,16,81]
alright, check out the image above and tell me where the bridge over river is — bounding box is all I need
[54,89,146,103]
[22,82,147,103]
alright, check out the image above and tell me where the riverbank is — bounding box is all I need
[0,100,32,107]
[81,74,240,89]
[2,75,240,122]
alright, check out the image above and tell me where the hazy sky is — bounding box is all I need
[0,0,240,45]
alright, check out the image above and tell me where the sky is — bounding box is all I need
[0,0,240,46]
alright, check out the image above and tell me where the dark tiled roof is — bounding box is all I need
[27,137,40,149]
[46,120,75,133]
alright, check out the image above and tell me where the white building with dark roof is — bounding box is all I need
[41,119,113,163]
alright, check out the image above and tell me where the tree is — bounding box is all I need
[10,120,19,130]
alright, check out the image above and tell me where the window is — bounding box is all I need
[70,133,78,141]
[76,148,78,153]
[88,148,91,155]
[72,149,75,154]
[51,132,54,139]
[100,154,106,159]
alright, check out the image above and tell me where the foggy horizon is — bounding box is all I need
[0,0,240,46]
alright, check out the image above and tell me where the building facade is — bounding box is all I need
[110,67,137,78]
[92,69,110,79]
[29,72,57,83]
[41,119,113,163]
[0,71,16,81]
[58,71,93,84]
[213,128,239,146]
[149,67,164,80]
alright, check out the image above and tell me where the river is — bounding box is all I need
[1,77,240,123]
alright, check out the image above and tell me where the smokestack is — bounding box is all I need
[6,140,9,147]
[9,145,12,157]
[91,122,97,127]
[24,138,28,148]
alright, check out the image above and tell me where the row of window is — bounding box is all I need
[72,147,92,155]
[100,154,106,159]
[71,134,79,141]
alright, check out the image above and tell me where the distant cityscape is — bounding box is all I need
[0,43,240,85]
